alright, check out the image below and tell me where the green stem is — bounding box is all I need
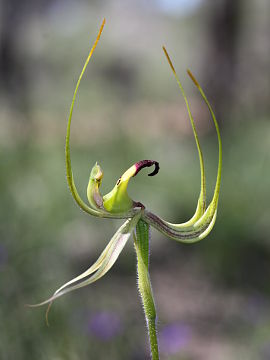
[134,219,159,360]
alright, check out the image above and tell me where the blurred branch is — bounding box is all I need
[203,0,241,125]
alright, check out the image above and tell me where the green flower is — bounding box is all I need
[31,19,222,359]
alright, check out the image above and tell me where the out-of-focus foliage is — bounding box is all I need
[0,1,269,359]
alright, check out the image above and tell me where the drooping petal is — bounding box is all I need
[28,212,141,308]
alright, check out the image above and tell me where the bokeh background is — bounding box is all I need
[1,0,270,359]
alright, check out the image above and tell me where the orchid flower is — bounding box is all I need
[31,19,222,360]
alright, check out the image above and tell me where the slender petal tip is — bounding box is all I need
[187,69,200,88]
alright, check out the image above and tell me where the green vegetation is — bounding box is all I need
[1,3,270,359]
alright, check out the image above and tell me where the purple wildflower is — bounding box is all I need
[159,323,191,355]
[87,311,123,341]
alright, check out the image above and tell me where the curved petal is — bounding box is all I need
[65,19,138,220]
[28,212,141,309]
[187,69,222,209]
[87,162,104,210]
[142,65,222,243]
[103,160,159,213]
[65,19,105,218]
[162,47,206,228]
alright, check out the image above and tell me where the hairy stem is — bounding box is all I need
[134,219,159,360]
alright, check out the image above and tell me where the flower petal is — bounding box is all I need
[142,56,222,243]
[65,19,138,220]
[103,160,159,213]
[162,47,206,228]
[28,212,141,309]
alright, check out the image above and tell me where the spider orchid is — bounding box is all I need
[31,19,222,360]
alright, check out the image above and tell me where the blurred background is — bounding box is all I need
[0,0,270,359]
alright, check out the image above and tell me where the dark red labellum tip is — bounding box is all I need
[134,160,160,177]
